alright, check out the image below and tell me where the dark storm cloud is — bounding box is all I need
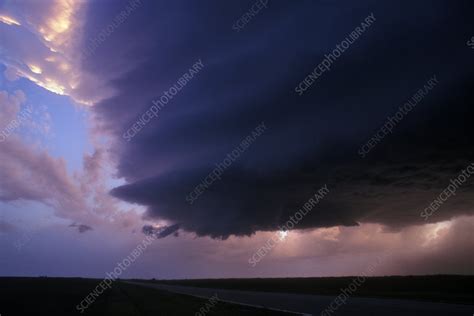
[142,224,180,239]
[69,223,93,233]
[83,0,474,238]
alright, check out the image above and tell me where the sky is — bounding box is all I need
[0,0,473,279]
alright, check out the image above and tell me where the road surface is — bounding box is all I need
[126,281,472,315]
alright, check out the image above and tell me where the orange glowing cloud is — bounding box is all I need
[36,0,81,51]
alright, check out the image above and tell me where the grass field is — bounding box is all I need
[142,275,474,305]
[0,277,292,315]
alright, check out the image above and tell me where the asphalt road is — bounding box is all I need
[126,281,472,315]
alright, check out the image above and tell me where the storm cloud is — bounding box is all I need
[79,0,474,238]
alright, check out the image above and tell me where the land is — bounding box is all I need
[140,275,474,305]
[128,281,474,316]
[1,275,472,316]
[0,277,292,316]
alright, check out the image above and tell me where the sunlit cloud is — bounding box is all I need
[58,62,70,72]
[27,64,43,74]
[45,56,57,62]
[0,0,113,106]
[0,14,21,26]
[18,71,66,95]
[31,0,82,53]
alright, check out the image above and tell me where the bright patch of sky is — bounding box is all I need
[0,63,91,173]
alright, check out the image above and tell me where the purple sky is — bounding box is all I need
[0,0,473,279]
